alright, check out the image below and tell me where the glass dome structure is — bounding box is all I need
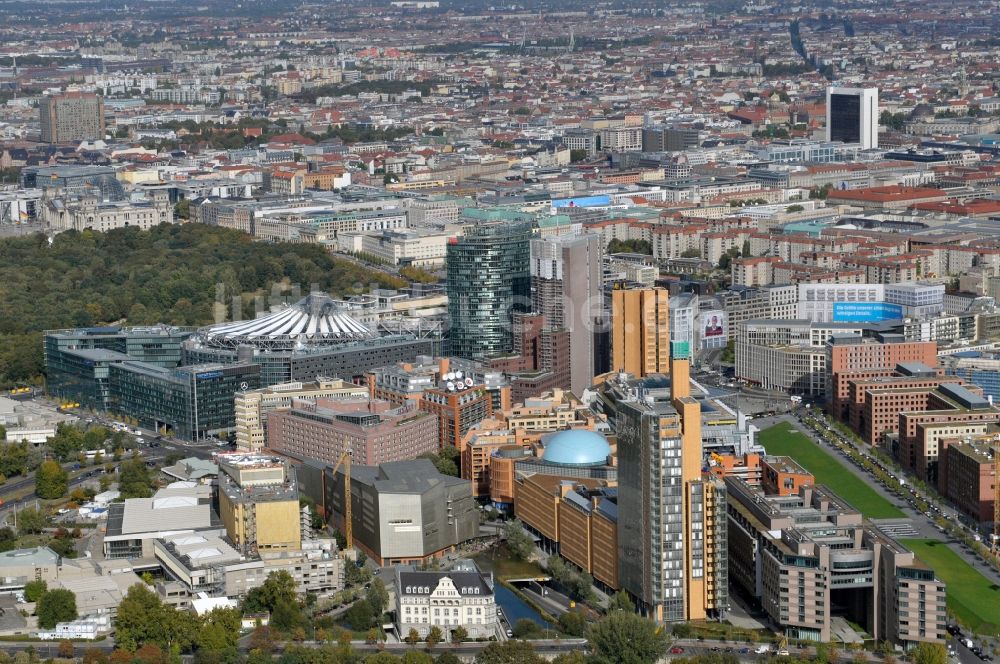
[541,430,611,467]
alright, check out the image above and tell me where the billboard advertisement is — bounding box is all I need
[552,195,611,209]
[700,310,727,349]
[832,302,903,323]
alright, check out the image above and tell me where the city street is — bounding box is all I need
[0,403,218,528]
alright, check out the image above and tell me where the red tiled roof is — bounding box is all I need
[909,199,1000,215]
[827,186,946,203]
[267,133,316,146]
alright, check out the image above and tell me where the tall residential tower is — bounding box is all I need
[39,92,106,144]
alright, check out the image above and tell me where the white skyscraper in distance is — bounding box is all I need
[826,86,879,150]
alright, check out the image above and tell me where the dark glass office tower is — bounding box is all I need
[446,217,533,360]
[829,93,862,143]
[826,86,878,150]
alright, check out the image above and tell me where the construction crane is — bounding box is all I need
[330,450,353,550]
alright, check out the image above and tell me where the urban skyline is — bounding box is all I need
[0,0,999,660]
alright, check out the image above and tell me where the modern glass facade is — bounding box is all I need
[44,326,192,408]
[946,367,1000,403]
[182,335,437,386]
[446,218,533,361]
[45,348,131,410]
[829,93,862,144]
[108,361,260,441]
[826,87,878,150]
[45,326,192,369]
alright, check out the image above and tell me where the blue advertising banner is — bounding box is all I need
[552,195,611,208]
[832,302,902,322]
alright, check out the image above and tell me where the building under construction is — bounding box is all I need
[217,453,302,555]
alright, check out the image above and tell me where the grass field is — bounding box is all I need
[473,544,545,580]
[900,538,1000,635]
[759,421,904,519]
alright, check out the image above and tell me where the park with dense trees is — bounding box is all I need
[0,224,406,387]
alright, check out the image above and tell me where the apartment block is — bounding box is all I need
[941,439,999,524]
[39,92,105,143]
[726,477,946,647]
[894,383,1000,477]
[217,454,301,554]
[368,357,510,451]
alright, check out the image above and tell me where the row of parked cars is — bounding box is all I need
[948,625,994,661]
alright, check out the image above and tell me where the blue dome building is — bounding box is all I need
[541,430,611,467]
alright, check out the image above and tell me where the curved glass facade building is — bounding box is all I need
[446,218,532,361]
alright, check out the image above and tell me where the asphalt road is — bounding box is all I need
[0,467,106,525]
[0,459,94,499]
[82,412,218,462]
[0,404,214,523]
[0,637,910,664]
[950,634,985,664]
[519,583,574,619]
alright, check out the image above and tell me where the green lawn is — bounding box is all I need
[901,538,1000,635]
[759,422,904,519]
[473,544,545,580]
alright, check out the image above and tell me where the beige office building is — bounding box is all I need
[611,288,670,377]
[235,378,368,452]
[595,347,728,622]
[217,454,301,554]
[726,475,946,647]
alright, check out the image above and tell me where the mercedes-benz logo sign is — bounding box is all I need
[240,382,249,390]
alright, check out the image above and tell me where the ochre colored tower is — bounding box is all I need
[611,288,670,377]
[672,341,726,620]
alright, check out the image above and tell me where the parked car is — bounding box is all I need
[670,647,684,654]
